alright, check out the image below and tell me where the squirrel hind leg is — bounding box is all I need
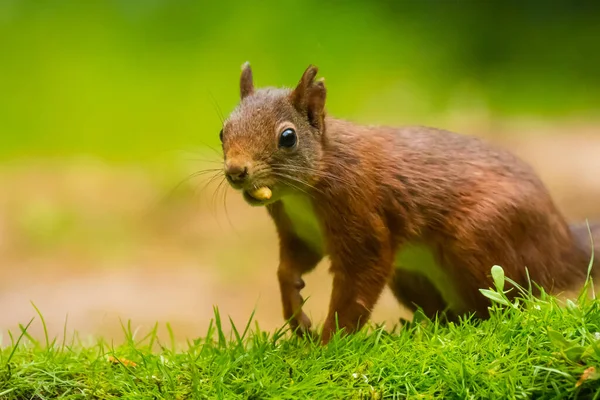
[570,221,600,272]
[388,269,458,322]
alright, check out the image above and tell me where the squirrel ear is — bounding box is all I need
[291,65,327,130]
[240,61,254,99]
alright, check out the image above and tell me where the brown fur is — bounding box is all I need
[220,63,600,344]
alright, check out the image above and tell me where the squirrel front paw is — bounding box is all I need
[289,311,314,339]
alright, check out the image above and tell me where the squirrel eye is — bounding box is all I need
[219,129,223,142]
[278,128,297,148]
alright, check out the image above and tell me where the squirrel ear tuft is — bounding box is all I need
[240,62,254,99]
[291,65,327,130]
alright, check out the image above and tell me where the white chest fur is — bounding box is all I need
[394,244,465,311]
[280,195,463,312]
[281,195,326,255]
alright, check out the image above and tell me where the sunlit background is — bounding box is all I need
[1,0,600,343]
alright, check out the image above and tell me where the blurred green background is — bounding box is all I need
[2,0,599,162]
[1,0,600,342]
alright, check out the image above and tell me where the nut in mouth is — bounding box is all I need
[242,186,273,206]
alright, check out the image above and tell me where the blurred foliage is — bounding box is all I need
[1,0,599,162]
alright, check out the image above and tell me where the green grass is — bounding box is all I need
[2,267,600,399]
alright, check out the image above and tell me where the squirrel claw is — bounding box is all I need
[290,312,314,339]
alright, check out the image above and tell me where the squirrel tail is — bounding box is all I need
[570,221,600,277]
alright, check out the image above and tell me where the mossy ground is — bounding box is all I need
[2,267,600,399]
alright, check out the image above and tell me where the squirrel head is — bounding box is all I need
[220,62,327,206]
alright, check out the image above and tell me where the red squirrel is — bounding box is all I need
[219,62,600,344]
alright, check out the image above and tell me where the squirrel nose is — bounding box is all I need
[225,161,249,183]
